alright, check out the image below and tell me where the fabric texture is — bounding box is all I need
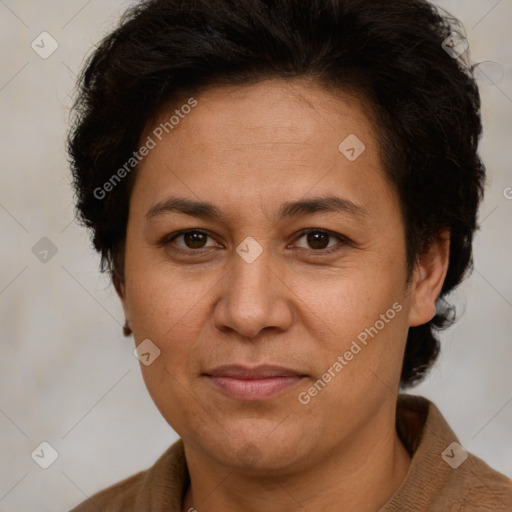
[70,394,512,511]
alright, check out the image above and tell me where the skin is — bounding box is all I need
[117,78,450,512]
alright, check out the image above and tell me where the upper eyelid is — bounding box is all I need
[170,229,218,245]
[168,228,346,248]
[289,229,346,249]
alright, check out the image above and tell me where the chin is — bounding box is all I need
[205,427,309,475]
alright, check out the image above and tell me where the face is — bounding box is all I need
[118,78,446,474]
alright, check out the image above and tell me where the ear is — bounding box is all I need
[113,275,126,299]
[408,232,450,327]
[114,277,130,319]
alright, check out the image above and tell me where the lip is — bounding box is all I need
[203,365,308,401]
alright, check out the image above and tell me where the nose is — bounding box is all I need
[213,245,294,339]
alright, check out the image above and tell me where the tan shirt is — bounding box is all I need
[70,394,512,511]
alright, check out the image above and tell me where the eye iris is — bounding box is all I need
[184,231,207,249]
[307,232,329,250]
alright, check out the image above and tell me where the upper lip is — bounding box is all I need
[204,365,307,379]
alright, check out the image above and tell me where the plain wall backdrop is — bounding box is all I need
[0,1,511,510]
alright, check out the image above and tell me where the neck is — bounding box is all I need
[181,404,411,512]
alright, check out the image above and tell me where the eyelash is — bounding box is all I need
[159,228,351,256]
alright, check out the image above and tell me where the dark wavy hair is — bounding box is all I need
[67,0,485,388]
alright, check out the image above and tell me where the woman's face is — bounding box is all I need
[118,78,442,473]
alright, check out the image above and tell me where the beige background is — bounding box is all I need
[0,1,511,510]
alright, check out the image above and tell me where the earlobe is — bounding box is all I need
[408,232,450,327]
[123,319,133,337]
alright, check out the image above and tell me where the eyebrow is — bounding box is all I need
[145,195,368,223]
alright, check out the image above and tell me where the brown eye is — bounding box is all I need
[181,231,208,249]
[305,231,330,250]
[294,229,347,255]
[166,229,219,252]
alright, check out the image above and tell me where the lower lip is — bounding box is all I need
[204,375,306,401]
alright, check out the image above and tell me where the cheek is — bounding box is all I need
[127,269,210,431]
[302,287,408,413]
[126,261,212,335]
[306,277,410,403]
[311,268,406,340]
[126,264,222,412]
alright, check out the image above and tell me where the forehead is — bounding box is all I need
[146,78,378,153]
[132,78,396,225]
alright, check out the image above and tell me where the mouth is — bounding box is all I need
[202,365,308,401]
